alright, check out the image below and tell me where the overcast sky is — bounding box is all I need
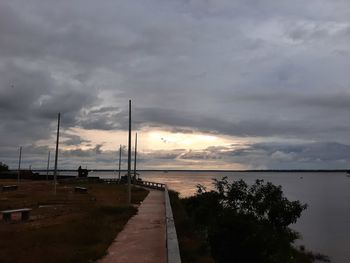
[1,0,350,170]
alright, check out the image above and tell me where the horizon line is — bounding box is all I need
[12,168,350,172]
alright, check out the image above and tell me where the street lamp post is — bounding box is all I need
[118,145,122,181]
[127,100,132,205]
[133,132,138,183]
[53,113,60,194]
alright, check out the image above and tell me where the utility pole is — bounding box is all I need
[54,113,60,194]
[46,151,50,181]
[127,100,132,205]
[133,132,138,183]
[17,146,22,183]
[118,145,122,181]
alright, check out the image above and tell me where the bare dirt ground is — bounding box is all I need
[0,179,148,263]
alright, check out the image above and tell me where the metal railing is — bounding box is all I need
[132,179,181,262]
[134,180,166,191]
[102,178,120,184]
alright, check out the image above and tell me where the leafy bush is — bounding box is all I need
[0,162,9,171]
[169,190,214,263]
[183,177,329,263]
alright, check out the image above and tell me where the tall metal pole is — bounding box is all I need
[118,145,122,181]
[54,113,60,194]
[127,100,132,205]
[46,151,50,181]
[133,132,138,183]
[17,146,22,183]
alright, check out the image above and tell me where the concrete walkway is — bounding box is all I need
[98,190,166,263]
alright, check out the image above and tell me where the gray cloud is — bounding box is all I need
[62,134,90,146]
[78,107,126,130]
[3,139,350,170]
[134,106,350,142]
[1,0,350,169]
[224,142,350,169]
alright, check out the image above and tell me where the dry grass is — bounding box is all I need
[0,180,149,263]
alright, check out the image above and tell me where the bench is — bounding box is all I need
[1,208,32,221]
[74,187,87,193]
[2,185,18,191]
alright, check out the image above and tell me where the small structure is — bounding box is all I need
[77,166,89,178]
[120,172,141,184]
[1,208,32,221]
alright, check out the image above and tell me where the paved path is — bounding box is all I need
[98,190,166,263]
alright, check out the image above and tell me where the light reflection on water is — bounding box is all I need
[56,170,350,262]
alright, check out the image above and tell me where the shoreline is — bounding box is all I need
[3,169,349,173]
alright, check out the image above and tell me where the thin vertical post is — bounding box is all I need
[127,100,132,205]
[133,132,138,183]
[17,146,22,183]
[118,145,122,181]
[54,113,60,194]
[46,151,50,180]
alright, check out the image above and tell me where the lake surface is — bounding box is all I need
[63,171,350,262]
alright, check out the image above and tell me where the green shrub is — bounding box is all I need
[183,177,329,263]
[0,162,9,171]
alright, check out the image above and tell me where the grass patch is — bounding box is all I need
[0,180,149,263]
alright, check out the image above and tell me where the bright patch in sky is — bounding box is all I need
[144,130,243,150]
[58,128,249,153]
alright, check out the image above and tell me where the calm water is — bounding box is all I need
[62,171,350,262]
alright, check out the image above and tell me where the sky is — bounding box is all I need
[1,0,350,170]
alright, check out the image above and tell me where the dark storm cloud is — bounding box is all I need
[134,106,346,140]
[237,92,350,111]
[0,63,50,114]
[0,2,100,150]
[1,0,350,168]
[0,1,125,66]
[0,61,97,147]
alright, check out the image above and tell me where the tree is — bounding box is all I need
[183,177,328,263]
[0,162,9,171]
